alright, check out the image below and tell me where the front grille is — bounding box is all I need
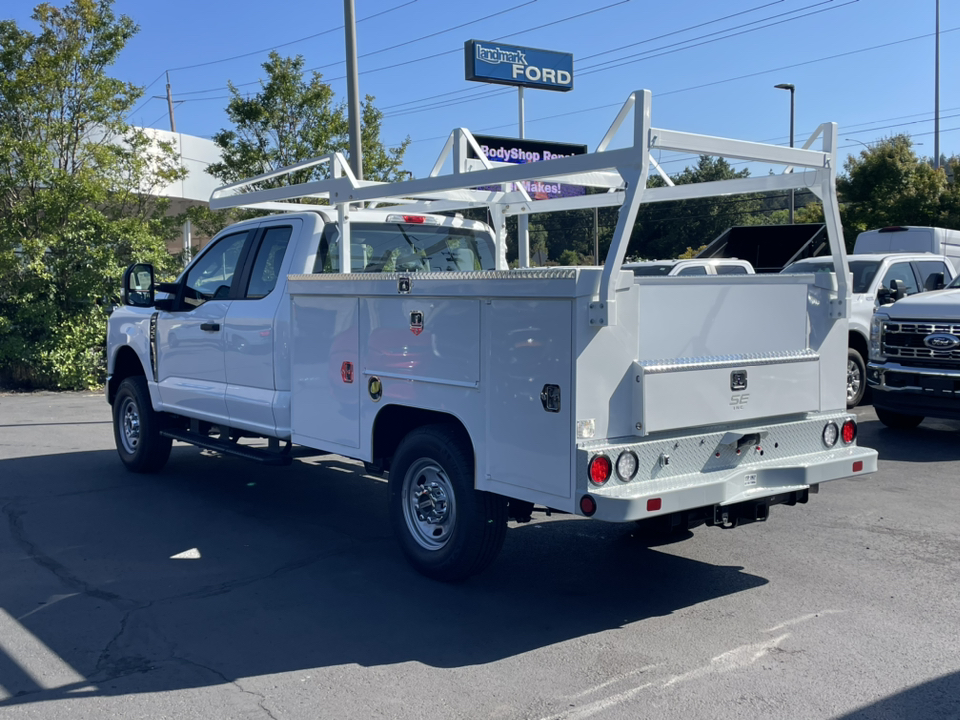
[882,320,960,368]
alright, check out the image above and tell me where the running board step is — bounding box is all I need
[161,429,293,466]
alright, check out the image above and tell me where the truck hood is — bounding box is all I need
[884,288,960,320]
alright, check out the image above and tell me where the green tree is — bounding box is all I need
[0,0,184,389]
[208,52,411,194]
[629,156,764,260]
[837,135,950,248]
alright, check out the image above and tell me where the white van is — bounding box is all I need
[854,226,960,272]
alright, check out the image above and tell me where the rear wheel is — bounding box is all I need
[389,425,507,582]
[875,406,924,430]
[113,376,172,473]
[847,348,866,408]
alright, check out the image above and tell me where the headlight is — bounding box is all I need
[870,315,886,361]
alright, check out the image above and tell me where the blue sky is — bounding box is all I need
[7,0,957,179]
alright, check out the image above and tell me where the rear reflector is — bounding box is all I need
[580,495,597,516]
[647,498,662,512]
[853,461,864,472]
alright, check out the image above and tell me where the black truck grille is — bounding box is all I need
[883,321,960,367]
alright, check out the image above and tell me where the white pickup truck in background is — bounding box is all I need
[624,258,754,277]
[781,250,956,407]
[107,89,877,581]
[868,273,960,428]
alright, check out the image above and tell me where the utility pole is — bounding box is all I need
[166,71,176,133]
[935,0,941,169]
[344,0,363,180]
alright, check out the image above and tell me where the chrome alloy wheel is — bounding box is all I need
[847,357,862,404]
[119,396,142,455]
[401,458,457,551]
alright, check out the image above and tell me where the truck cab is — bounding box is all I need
[781,253,956,407]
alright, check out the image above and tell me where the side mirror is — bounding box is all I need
[890,278,907,301]
[930,272,945,290]
[122,263,155,307]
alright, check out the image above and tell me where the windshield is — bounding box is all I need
[316,222,497,273]
[781,259,881,294]
[629,263,677,276]
[948,273,960,289]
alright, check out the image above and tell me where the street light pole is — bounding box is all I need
[343,0,363,180]
[775,83,795,224]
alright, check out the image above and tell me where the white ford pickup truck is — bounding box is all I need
[107,90,877,580]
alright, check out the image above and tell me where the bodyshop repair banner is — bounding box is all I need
[468,135,587,200]
[464,40,573,92]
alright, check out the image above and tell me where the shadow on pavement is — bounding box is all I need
[833,670,960,720]
[855,411,960,464]
[0,446,767,706]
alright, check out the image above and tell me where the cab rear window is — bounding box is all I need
[315,222,497,273]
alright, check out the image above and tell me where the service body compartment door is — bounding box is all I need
[483,299,574,502]
[363,297,480,388]
[290,296,360,449]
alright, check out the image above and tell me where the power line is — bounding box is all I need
[176,0,631,99]
[384,0,854,119]
[167,0,418,73]
[579,0,850,75]
[309,0,541,71]
[394,26,959,144]
[376,0,798,115]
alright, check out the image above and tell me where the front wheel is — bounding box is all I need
[113,376,172,473]
[875,406,924,430]
[389,425,507,582]
[847,349,866,408]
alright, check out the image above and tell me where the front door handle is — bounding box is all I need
[200,323,221,332]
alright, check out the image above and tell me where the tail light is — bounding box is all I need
[841,419,857,444]
[588,455,612,485]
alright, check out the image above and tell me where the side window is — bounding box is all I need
[915,260,949,291]
[245,226,292,299]
[183,231,249,307]
[313,225,371,273]
[676,265,708,276]
[880,262,920,296]
[716,264,748,275]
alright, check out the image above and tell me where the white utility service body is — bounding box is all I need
[107,89,877,580]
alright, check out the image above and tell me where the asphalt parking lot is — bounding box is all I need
[1,391,959,720]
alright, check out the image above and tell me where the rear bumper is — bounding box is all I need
[587,448,876,522]
[576,413,877,523]
[867,362,960,421]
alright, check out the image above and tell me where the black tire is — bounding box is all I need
[875,406,924,430]
[847,348,866,409]
[389,425,507,582]
[112,376,172,473]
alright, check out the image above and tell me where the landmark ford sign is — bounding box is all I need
[465,40,573,92]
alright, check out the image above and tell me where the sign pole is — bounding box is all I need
[518,87,531,268]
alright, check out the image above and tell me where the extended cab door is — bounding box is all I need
[223,218,300,434]
[156,229,253,423]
